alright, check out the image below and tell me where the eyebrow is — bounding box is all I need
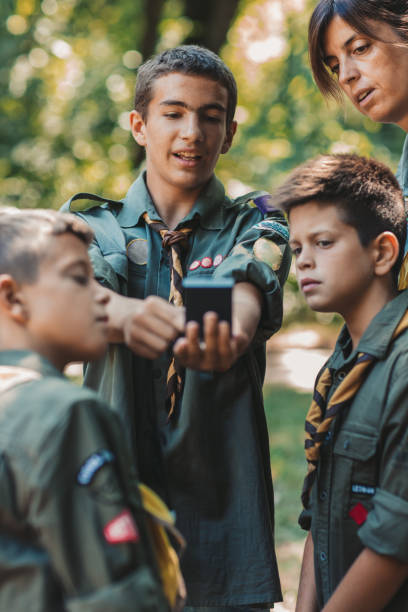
[159,100,227,113]
[324,33,362,63]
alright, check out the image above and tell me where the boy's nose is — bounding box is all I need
[93,280,110,305]
[181,114,203,142]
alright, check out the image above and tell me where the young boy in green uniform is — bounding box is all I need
[62,45,291,608]
[274,154,408,612]
[0,207,169,611]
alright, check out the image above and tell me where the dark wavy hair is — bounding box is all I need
[134,45,237,126]
[273,153,407,284]
[309,0,408,100]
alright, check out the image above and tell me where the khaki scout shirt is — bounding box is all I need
[0,350,167,612]
[63,173,291,606]
[302,291,408,611]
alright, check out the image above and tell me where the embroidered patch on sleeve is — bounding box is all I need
[103,509,140,544]
[349,502,368,526]
[77,449,115,486]
[253,238,283,270]
[252,219,290,241]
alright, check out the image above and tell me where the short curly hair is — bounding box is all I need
[134,45,237,126]
[273,153,407,283]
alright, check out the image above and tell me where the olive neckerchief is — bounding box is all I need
[302,309,408,510]
[142,212,193,419]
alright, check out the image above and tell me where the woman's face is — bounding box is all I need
[324,15,408,131]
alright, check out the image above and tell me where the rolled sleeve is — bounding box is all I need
[359,488,408,562]
[213,213,291,339]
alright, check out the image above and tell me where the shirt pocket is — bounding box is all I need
[333,429,378,519]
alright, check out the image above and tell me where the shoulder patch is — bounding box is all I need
[253,219,289,241]
[253,238,283,271]
[104,509,139,544]
[77,449,115,486]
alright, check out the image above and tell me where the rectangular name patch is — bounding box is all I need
[351,483,376,496]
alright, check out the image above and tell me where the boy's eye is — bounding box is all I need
[204,115,222,123]
[72,275,89,286]
[164,112,181,119]
[291,246,301,257]
[317,239,332,248]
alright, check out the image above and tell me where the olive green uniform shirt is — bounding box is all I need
[301,291,408,611]
[63,173,291,606]
[0,350,167,612]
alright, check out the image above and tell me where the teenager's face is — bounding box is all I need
[324,16,408,131]
[22,233,109,370]
[130,72,236,197]
[289,201,376,318]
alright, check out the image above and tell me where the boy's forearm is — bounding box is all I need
[323,547,408,612]
[232,281,262,355]
[296,532,319,612]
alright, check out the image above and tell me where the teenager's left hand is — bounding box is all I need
[173,311,249,371]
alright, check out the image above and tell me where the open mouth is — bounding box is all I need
[357,89,373,104]
[174,152,202,162]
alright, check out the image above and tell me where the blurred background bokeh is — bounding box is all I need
[2,1,406,609]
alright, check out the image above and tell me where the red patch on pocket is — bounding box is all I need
[104,509,139,544]
[349,502,368,526]
[201,257,212,268]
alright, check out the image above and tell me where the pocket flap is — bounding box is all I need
[334,430,377,460]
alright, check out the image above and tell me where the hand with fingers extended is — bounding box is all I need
[173,281,263,371]
[173,311,245,372]
[105,289,185,359]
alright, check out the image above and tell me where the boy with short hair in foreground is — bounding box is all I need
[0,207,169,611]
[274,154,408,612]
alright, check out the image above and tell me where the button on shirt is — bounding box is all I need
[303,291,408,611]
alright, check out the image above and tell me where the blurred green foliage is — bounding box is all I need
[264,383,311,544]
[1,0,406,324]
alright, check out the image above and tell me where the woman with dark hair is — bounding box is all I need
[308,0,408,286]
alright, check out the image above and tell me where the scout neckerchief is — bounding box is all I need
[302,308,408,510]
[142,212,193,418]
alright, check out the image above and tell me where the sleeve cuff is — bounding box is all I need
[359,488,408,562]
[66,567,167,612]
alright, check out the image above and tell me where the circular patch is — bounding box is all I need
[213,254,223,267]
[127,239,148,265]
[201,257,213,269]
[189,260,201,271]
[253,238,283,271]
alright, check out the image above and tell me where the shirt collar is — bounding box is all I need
[0,350,64,379]
[335,290,408,362]
[116,171,227,230]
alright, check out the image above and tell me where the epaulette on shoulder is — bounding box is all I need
[233,190,280,215]
[61,192,123,214]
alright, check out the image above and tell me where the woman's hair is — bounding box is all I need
[309,0,408,100]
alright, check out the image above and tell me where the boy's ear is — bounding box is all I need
[0,275,28,323]
[372,231,400,277]
[129,110,147,147]
[221,120,237,154]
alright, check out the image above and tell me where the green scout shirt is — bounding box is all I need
[63,172,291,606]
[302,290,408,611]
[0,350,167,612]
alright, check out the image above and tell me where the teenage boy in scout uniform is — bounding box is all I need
[63,45,291,609]
[0,207,169,611]
[274,154,408,612]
